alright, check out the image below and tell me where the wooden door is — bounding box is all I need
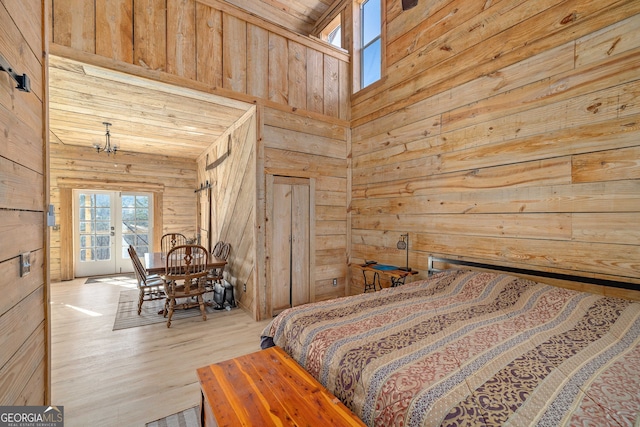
[270,177,310,313]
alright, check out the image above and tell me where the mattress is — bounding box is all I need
[262,269,640,426]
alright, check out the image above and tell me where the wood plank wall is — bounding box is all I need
[197,105,350,321]
[262,106,349,316]
[49,0,350,120]
[49,144,197,281]
[350,0,640,292]
[196,111,257,317]
[0,0,49,404]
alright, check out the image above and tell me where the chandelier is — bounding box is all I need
[93,122,118,155]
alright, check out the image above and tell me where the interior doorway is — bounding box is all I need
[74,190,153,277]
[269,176,311,314]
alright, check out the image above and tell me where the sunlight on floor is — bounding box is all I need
[50,301,103,317]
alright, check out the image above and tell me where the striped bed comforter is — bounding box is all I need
[262,269,640,426]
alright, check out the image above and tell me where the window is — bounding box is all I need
[361,0,381,87]
[328,25,342,48]
[320,14,342,48]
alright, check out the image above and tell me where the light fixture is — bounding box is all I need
[397,233,411,271]
[93,122,118,155]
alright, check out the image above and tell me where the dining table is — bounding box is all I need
[144,252,227,275]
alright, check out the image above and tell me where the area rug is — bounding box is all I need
[113,289,224,330]
[146,405,200,427]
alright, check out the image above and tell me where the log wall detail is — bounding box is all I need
[0,0,49,404]
[350,0,640,292]
[49,0,350,120]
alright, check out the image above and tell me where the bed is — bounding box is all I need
[261,258,640,426]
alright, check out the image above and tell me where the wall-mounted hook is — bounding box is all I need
[0,54,31,92]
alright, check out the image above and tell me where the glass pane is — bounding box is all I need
[135,245,149,256]
[123,234,135,247]
[96,207,111,220]
[79,208,93,221]
[136,197,149,208]
[122,208,135,221]
[79,221,91,233]
[96,235,111,247]
[79,194,94,207]
[79,235,94,247]
[121,195,134,208]
[95,221,111,232]
[328,26,342,48]
[362,0,381,46]
[96,248,111,260]
[95,194,110,207]
[80,249,92,261]
[362,38,381,87]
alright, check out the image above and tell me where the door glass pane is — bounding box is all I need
[78,193,112,263]
[121,194,152,258]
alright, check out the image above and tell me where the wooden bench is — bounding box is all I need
[197,346,366,426]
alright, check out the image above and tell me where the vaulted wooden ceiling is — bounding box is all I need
[224,0,337,34]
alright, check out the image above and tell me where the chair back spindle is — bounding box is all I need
[161,233,188,254]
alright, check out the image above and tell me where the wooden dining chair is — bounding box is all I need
[163,244,210,328]
[161,232,188,254]
[128,245,165,315]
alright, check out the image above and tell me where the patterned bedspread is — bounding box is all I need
[262,270,640,426]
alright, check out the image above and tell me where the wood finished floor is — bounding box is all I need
[51,277,271,426]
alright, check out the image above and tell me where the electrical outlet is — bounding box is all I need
[332,278,338,287]
[20,252,31,277]
[243,283,247,292]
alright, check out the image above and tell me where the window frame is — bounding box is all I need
[355,0,384,92]
[319,13,343,49]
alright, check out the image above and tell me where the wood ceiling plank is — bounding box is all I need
[48,55,253,159]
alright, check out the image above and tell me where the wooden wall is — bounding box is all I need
[350,0,640,292]
[262,106,349,316]
[49,143,197,281]
[49,0,350,120]
[196,110,257,316]
[197,104,350,321]
[0,0,49,404]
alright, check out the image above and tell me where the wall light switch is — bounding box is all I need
[20,252,31,277]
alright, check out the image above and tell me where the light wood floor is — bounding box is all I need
[51,277,272,426]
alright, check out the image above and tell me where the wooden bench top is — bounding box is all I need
[197,346,366,427]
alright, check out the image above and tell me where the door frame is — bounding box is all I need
[73,189,155,277]
[57,178,164,280]
[265,174,316,317]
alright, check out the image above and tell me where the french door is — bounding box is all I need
[74,190,153,277]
